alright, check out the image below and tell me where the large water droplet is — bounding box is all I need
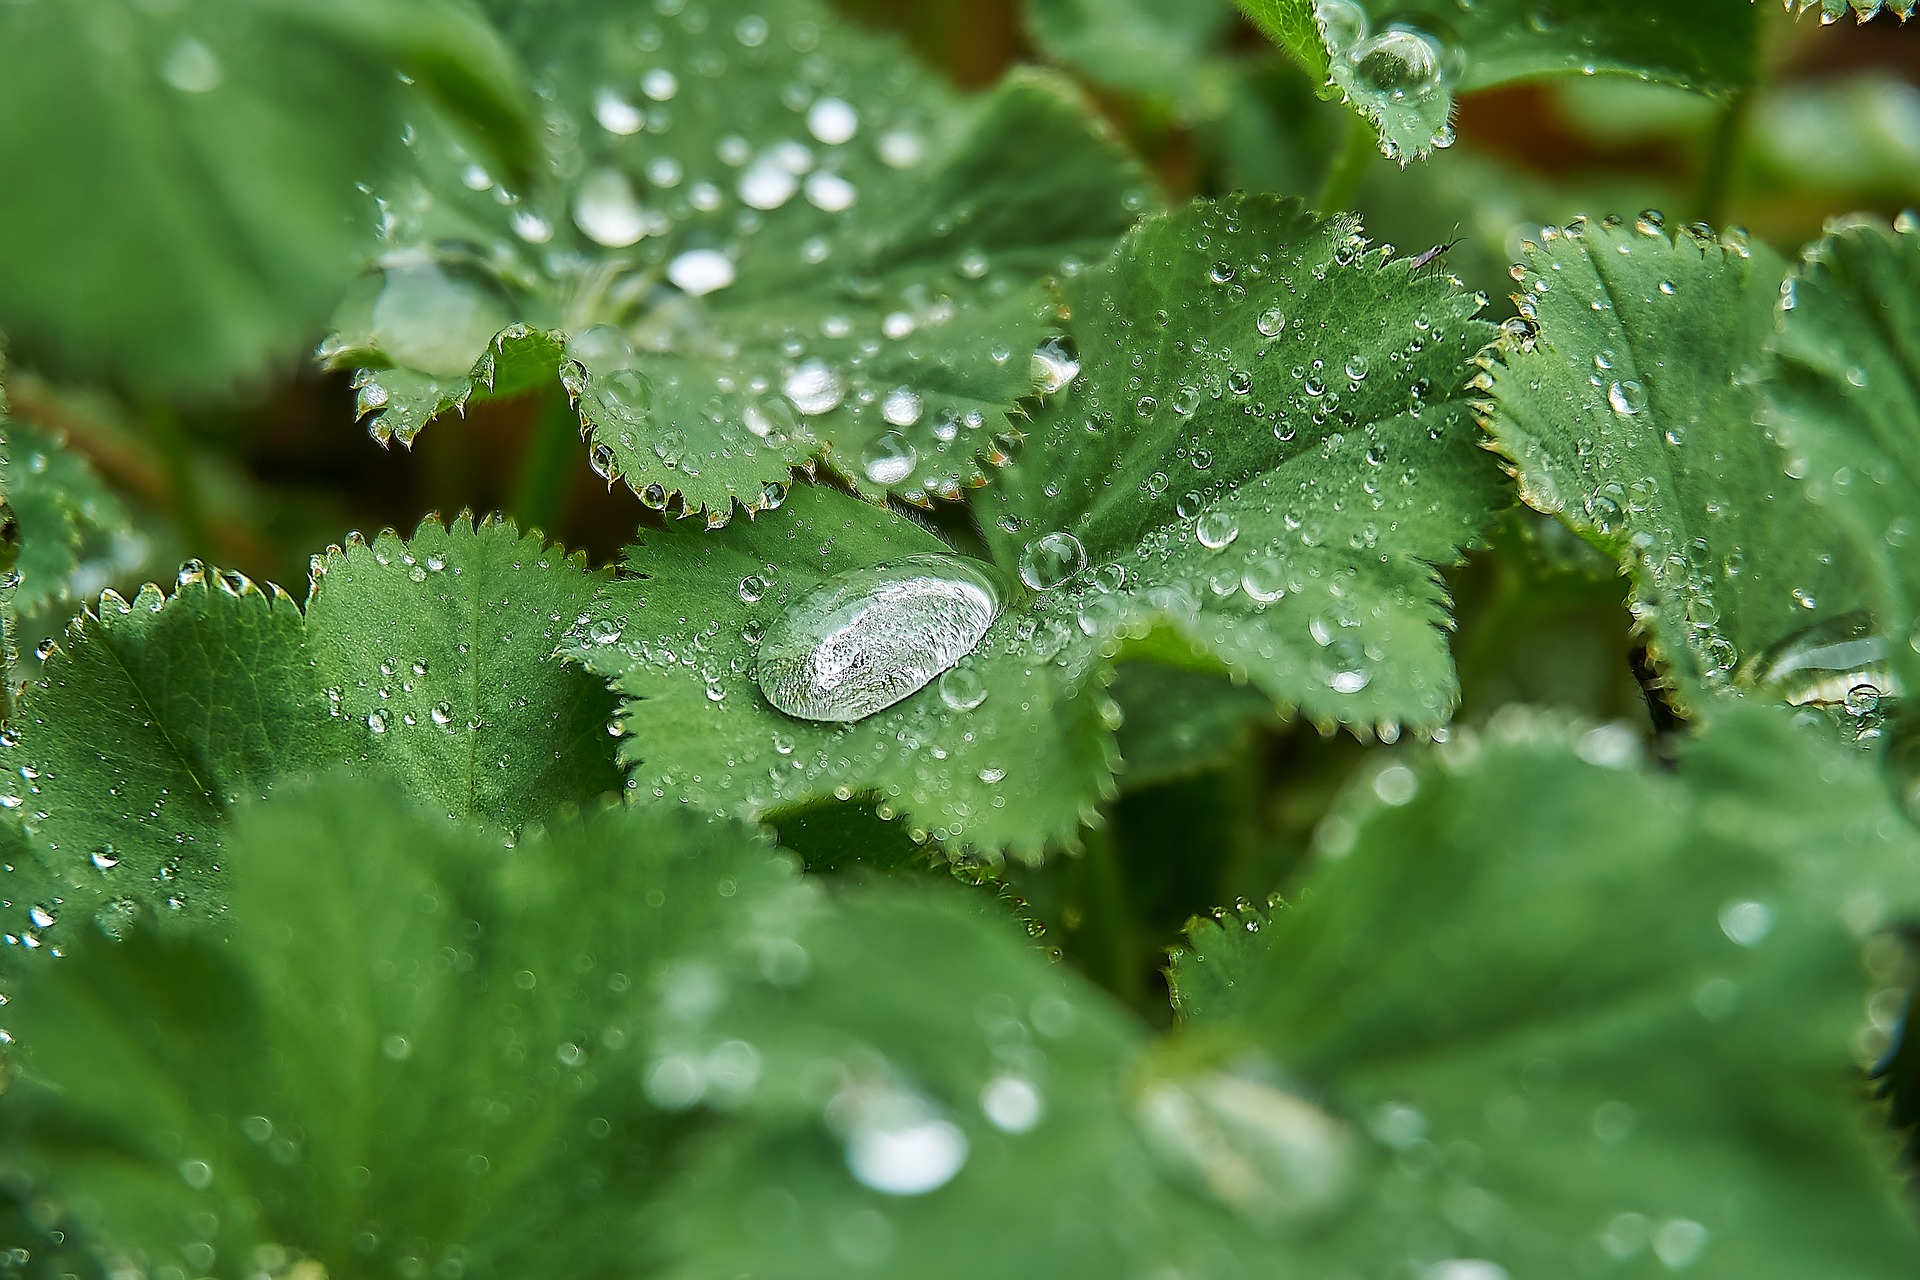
[829,1078,969,1196]
[756,556,1000,722]
[1135,1068,1352,1223]
[861,432,918,485]
[1734,609,1895,708]
[806,97,860,145]
[1019,532,1087,591]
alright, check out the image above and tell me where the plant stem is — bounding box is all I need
[512,392,584,535]
[142,398,212,558]
[1315,113,1377,214]
[1071,826,1144,1010]
[1697,88,1751,229]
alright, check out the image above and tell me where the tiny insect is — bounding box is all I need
[1408,236,1464,274]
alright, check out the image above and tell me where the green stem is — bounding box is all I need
[1697,88,1751,229]
[143,399,211,558]
[1315,112,1377,214]
[512,392,584,535]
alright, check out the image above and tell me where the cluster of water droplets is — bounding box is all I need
[1314,0,1461,162]
[325,0,1134,523]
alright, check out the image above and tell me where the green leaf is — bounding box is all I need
[3,423,134,624]
[1762,215,1920,693]
[1483,219,1880,713]
[641,880,1279,1279]
[0,0,531,396]
[570,195,1503,860]
[327,0,1147,524]
[1025,0,1240,118]
[1235,0,1759,162]
[1165,896,1276,1025]
[0,516,617,948]
[1170,705,1920,1277]
[304,516,622,832]
[0,773,807,1277]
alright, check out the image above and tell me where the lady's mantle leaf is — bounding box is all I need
[0,516,617,951]
[1170,706,1920,1277]
[0,775,810,1279]
[1235,0,1759,163]
[326,0,1146,525]
[569,195,1503,861]
[3,421,135,624]
[1483,218,1880,713]
[0,0,532,396]
[1763,215,1920,696]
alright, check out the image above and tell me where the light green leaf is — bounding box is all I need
[1175,705,1920,1276]
[0,0,531,395]
[1762,215,1920,694]
[0,773,808,1278]
[0,516,617,948]
[1236,0,1759,162]
[1025,0,1240,118]
[327,0,1146,524]
[1483,219,1879,713]
[569,195,1503,860]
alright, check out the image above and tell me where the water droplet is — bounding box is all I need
[1135,1069,1352,1223]
[861,432,918,485]
[807,97,859,145]
[162,37,222,93]
[667,248,736,297]
[642,67,679,101]
[574,168,649,247]
[804,170,856,211]
[882,386,924,428]
[739,155,800,209]
[1030,338,1080,394]
[938,665,989,711]
[1652,1220,1709,1269]
[756,557,1000,722]
[594,87,643,134]
[980,1075,1043,1132]
[1019,532,1087,591]
[1734,610,1894,709]
[1196,511,1240,550]
[1257,307,1287,337]
[1718,899,1772,947]
[829,1079,970,1196]
[1607,380,1648,416]
[784,359,845,415]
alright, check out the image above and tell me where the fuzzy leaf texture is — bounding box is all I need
[1483,218,1882,714]
[568,195,1503,861]
[1167,705,1920,1277]
[0,774,1291,1280]
[0,517,618,953]
[325,0,1147,524]
[0,0,533,395]
[1763,214,1920,696]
